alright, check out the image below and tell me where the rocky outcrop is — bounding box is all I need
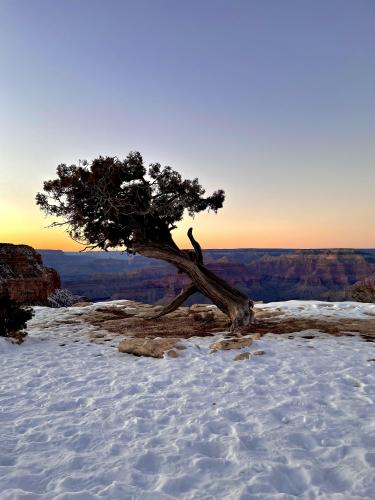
[0,244,60,305]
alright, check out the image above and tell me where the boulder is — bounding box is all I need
[210,337,253,351]
[118,337,186,358]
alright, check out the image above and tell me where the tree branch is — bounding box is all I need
[187,228,203,264]
[146,283,197,319]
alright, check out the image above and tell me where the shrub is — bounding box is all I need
[351,280,375,304]
[0,292,34,342]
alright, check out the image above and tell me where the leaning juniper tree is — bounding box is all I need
[36,152,254,331]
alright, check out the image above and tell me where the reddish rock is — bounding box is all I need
[0,244,60,305]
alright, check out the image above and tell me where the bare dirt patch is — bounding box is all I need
[85,302,229,340]
[79,301,375,343]
[251,308,375,342]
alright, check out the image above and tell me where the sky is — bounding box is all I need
[1,0,374,250]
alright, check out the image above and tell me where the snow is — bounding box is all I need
[0,301,374,499]
[260,299,375,320]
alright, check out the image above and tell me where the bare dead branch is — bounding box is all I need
[187,228,203,264]
[145,283,198,319]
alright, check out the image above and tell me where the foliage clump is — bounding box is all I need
[36,152,225,252]
[0,292,34,343]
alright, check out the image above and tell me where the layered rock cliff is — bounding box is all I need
[39,248,375,304]
[245,249,375,301]
[0,244,60,304]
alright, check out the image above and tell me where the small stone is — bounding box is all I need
[91,333,106,339]
[234,352,251,361]
[166,349,180,358]
[252,350,266,356]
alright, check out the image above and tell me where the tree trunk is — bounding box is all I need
[134,231,255,332]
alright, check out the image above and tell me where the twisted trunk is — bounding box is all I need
[134,230,254,331]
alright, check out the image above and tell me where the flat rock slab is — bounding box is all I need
[210,337,253,351]
[118,337,186,358]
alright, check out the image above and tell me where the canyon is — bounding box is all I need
[2,244,373,307]
[39,248,375,304]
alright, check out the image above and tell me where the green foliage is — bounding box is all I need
[0,292,34,341]
[36,152,225,251]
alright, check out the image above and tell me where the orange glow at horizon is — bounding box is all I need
[1,203,374,251]
[2,1,375,254]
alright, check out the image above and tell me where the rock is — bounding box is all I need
[250,332,261,341]
[0,244,60,305]
[233,349,265,361]
[210,337,253,351]
[234,352,251,361]
[166,349,180,358]
[118,338,185,358]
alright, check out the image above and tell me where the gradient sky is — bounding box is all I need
[1,0,374,250]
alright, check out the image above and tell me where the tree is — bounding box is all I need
[36,152,254,331]
[0,292,34,342]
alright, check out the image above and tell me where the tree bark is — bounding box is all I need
[134,230,255,331]
[147,283,197,319]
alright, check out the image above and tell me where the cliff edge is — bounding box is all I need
[0,243,60,304]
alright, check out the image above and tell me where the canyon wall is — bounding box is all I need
[39,248,375,304]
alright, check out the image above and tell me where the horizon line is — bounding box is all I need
[35,247,375,252]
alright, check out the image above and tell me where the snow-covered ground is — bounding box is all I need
[0,301,374,499]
